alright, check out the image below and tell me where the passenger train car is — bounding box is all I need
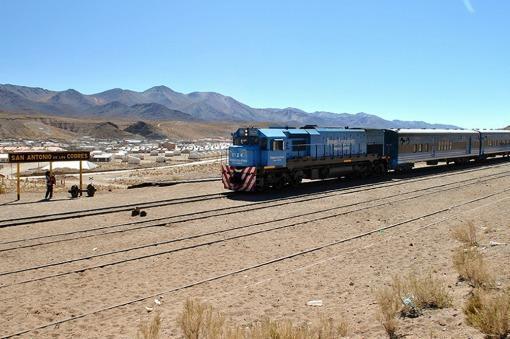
[221,126,510,191]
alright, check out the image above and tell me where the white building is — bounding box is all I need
[91,153,113,163]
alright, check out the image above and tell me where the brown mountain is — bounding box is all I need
[0,83,459,128]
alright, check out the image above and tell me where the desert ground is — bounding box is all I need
[0,159,509,338]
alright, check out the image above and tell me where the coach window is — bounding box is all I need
[413,144,418,153]
[272,139,284,151]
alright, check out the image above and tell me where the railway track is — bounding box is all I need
[0,191,230,228]
[1,169,508,289]
[1,165,509,255]
[0,157,508,229]
[2,179,509,338]
[1,160,509,252]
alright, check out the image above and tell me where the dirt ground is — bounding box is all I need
[0,160,509,338]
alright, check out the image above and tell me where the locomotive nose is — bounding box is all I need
[231,170,243,184]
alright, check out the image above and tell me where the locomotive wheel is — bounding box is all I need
[290,176,302,187]
[273,177,285,190]
[374,163,386,176]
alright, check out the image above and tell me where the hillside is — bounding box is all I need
[0,112,236,141]
[0,84,458,128]
[124,121,166,139]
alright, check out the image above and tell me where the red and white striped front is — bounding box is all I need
[221,165,257,191]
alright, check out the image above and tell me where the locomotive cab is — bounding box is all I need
[222,127,290,191]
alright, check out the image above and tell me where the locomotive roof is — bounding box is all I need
[258,129,287,137]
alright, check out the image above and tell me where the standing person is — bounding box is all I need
[44,170,55,200]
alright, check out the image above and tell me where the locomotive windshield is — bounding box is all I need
[233,136,259,146]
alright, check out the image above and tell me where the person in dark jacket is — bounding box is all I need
[45,171,55,200]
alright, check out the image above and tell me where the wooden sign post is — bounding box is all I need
[16,163,20,201]
[79,160,83,196]
[8,151,90,201]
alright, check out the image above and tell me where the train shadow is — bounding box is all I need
[0,197,70,206]
[227,157,510,202]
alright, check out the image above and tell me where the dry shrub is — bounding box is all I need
[452,247,494,288]
[178,299,349,339]
[179,299,225,339]
[317,316,349,338]
[464,289,510,338]
[375,272,451,338]
[246,318,313,339]
[400,272,452,310]
[233,317,348,339]
[375,286,401,338]
[451,222,478,247]
[137,312,161,339]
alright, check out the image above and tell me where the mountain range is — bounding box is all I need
[0,84,459,129]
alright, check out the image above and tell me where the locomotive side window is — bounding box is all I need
[272,139,284,151]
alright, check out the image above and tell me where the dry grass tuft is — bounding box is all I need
[376,285,401,338]
[464,289,510,338]
[375,272,452,338]
[178,299,349,339]
[317,316,349,338]
[137,312,161,339]
[235,317,348,339]
[246,318,313,339]
[179,299,225,339]
[401,272,453,310]
[452,247,494,288]
[451,221,478,247]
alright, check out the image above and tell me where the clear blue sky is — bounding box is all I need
[1,0,508,128]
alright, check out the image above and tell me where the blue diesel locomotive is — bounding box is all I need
[221,126,510,191]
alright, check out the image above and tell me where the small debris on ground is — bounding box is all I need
[131,207,140,217]
[306,300,323,306]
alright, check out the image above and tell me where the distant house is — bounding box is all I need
[160,142,176,150]
[91,153,113,162]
